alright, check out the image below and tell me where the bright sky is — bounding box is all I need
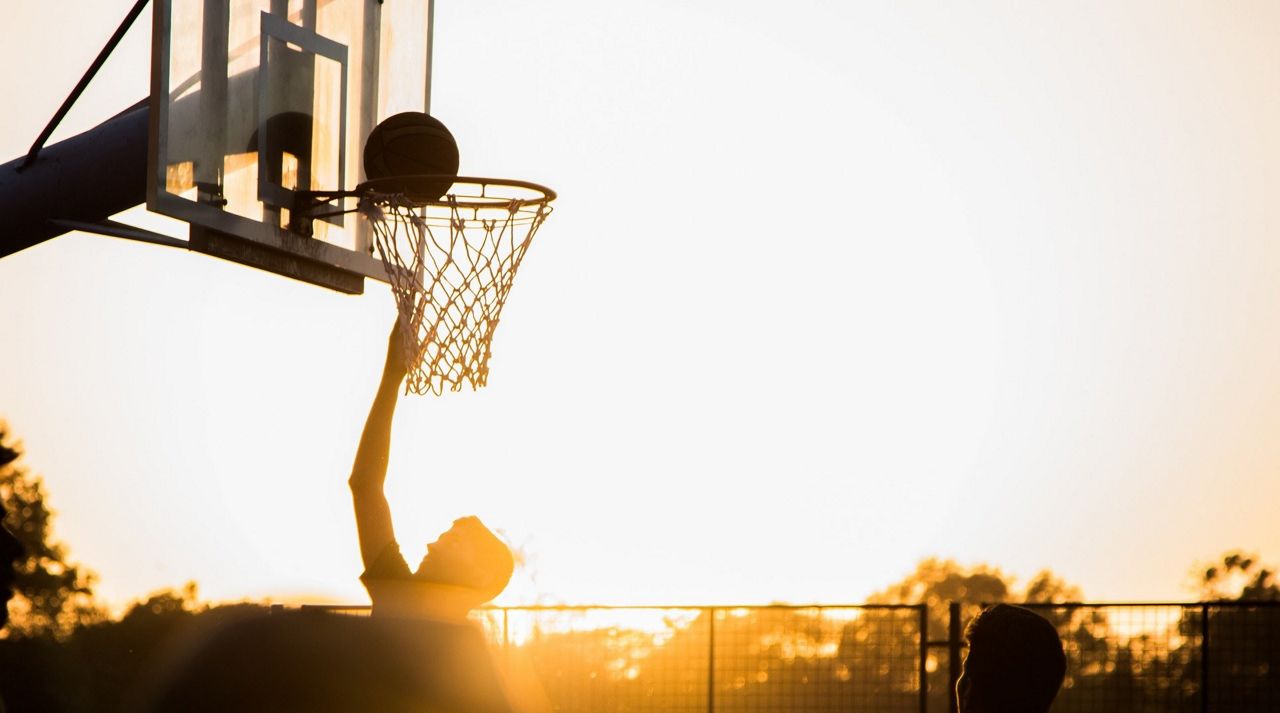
[2,1,1280,613]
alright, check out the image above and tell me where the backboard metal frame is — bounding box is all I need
[147,0,433,293]
[256,12,348,219]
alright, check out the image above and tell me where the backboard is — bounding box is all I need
[148,0,433,293]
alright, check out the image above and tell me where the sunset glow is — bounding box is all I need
[2,1,1280,619]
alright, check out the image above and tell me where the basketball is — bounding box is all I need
[363,112,460,203]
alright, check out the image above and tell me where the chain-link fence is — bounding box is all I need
[468,604,928,713]
[1007,601,1280,713]
[299,600,1278,712]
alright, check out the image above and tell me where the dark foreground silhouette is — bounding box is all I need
[140,609,513,713]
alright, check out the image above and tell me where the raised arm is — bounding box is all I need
[349,325,410,570]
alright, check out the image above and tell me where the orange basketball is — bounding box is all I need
[363,112,460,203]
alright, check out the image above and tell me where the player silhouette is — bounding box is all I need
[142,325,519,712]
[956,604,1066,713]
[349,324,514,621]
[140,347,517,713]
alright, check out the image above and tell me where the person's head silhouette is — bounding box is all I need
[0,500,23,628]
[957,604,1065,713]
[415,516,514,605]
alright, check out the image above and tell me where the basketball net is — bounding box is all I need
[361,181,553,395]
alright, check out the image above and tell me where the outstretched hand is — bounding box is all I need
[384,321,411,380]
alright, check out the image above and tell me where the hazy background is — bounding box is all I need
[2,0,1279,611]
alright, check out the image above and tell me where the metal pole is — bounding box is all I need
[20,0,151,170]
[1200,603,1210,713]
[949,602,961,713]
[707,607,716,713]
[918,605,928,713]
[0,100,150,259]
[198,0,230,206]
[424,0,434,113]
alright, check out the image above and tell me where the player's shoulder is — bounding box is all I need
[361,541,413,582]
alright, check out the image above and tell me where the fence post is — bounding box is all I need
[1200,603,1209,713]
[707,607,716,713]
[918,605,928,713]
[949,602,961,713]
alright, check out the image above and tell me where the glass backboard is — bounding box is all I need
[148,0,432,293]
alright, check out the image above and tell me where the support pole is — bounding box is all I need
[1201,603,1210,713]
[20,0,151,171]
[918,605,928,713]
[0,100,149,259]
[707,607,716,713]
[949,602,962,713]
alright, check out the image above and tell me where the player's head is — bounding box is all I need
[957,604,1065,713]
[0,501,24,628]
[415,516,513,604]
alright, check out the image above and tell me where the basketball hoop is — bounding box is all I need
[358,176,555,395]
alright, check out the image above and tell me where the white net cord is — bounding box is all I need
[362,191,551,395]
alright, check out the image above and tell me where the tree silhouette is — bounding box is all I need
[1195,550,1280,601]
[1175,551,1280,712]
[0,583,224,713]
[0,423,102,639]
[860,559,1008,711]
[857,558,1093,712]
